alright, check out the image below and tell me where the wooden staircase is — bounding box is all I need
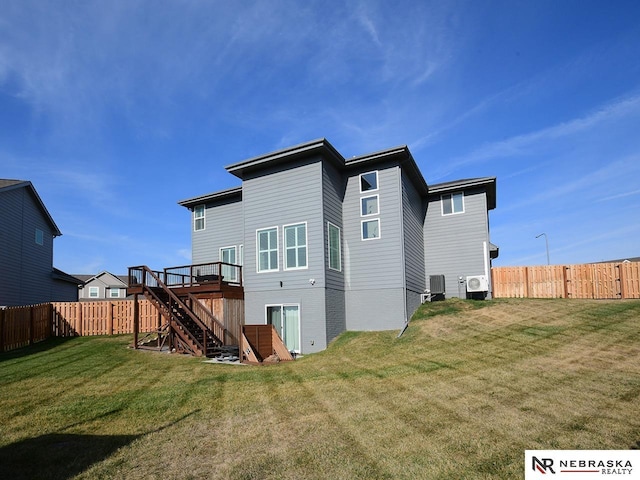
[130,266,235,358]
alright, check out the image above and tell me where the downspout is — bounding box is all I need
[397,168,409,338]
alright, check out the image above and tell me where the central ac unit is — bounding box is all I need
[466,275,489,293]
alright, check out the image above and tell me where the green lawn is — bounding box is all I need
[1,298,639,479]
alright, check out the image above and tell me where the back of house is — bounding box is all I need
[179,139,497,354]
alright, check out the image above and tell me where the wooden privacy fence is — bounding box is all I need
[491,262,640,299]
[1,300,159,353]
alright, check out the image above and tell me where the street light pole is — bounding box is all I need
[536,233,550,265]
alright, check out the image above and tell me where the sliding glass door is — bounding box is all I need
[266,305,300,353]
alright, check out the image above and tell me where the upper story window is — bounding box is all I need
[361,195,379,216]
[362,219,381,240]
[257,227,278,272]
[35,228,44,245]
[328,222,342,271]
[109,288,120,298]
[360,171,378,192]
[442,192,464,215]
[194,205,205,231]
[284,223,307,270]
[220,246,238,282]
[89,287,99,298]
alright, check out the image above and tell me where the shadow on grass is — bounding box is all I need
[0,432,138,480]
[0,409,201,480]
[0,336,79,363]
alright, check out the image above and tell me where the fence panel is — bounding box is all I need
[1,303,52,352]
[620,262,640,299]
[493,262,640,299]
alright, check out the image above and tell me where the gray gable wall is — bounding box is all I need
[0,182,58,306]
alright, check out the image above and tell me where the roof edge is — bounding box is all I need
[178,186,242,208]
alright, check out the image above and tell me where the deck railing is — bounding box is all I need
[162,262,243,288]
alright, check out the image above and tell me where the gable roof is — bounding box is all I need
[428,177,497,210]
[0,179,62,236]
[74,271,129,287]
[181,139,432,207]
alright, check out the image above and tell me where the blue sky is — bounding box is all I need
[2,0,639,274]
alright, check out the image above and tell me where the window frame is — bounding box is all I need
[283,222,308,271]
[194,205,205,231]
[89,286,99,298]
[360,194,380,217]
[327,222,342,272]
[256,226,279,273]
[265,303,301,354]
[109,288,120,298]
[359,170,379,193]
[441,192,465,216]
[35,228,44,246]
[361,218,381,241]
[219,245,238,282]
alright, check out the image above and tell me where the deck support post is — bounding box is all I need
[133,293,139,349]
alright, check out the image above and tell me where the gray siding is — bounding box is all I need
[424,188,490,298]
[0,186,56,306]
[245,286,327,354]
[343,164,406,330]
[241,157,328,354]
[401,169,426,319]
[78,272,127,300]
[192,198,243,265]
[322,161,346,341]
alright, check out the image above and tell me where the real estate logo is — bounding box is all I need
[525,450,639,479]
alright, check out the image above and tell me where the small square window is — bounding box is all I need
[194,205,205,231]
[362,219,381,240]
[360,171,378,192]
[442,192,464,215]
[109,289,120,298]
[89,287,99,298]
[361,195,379,216]
[35,229,44,245]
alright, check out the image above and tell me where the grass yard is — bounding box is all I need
[1,298,639,479]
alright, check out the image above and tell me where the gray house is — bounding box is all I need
[179,139,497,354]
[0,179,80,306]
[75,271,129,301]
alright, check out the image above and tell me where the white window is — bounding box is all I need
[220,246,237,282]
[328,222,341,271]
[194,205,205,231]
[35,229,44,245]
[361,195,379,216]
[442,192,464,215]
[109,288,120,298]
[362,219,381,240]
[360,171,378,192]
[266,304,300,353]
[89,287,99,298]
[257,227,278,272]
[284,223,307,270]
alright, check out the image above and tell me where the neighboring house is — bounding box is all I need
[0,179,80,306]
[75,272,129,300]
[178,139,498,354]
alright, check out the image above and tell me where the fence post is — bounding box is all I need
[108,302,114,335]
[78,303,83,336]
[562,266,569,298]
[524,267,530,298]
[0,308,4,353]
[618,264,625,299]
[29,306,35,346]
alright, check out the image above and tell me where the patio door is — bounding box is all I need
[266,305,300,353]
[219,246,237,282]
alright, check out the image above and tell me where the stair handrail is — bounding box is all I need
[186,293,227,345]
[134,266,222,355]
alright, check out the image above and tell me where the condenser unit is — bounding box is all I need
[466,275,489,293]
[429,275,446,295]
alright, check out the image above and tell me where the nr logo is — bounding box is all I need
[532,456,556,474]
